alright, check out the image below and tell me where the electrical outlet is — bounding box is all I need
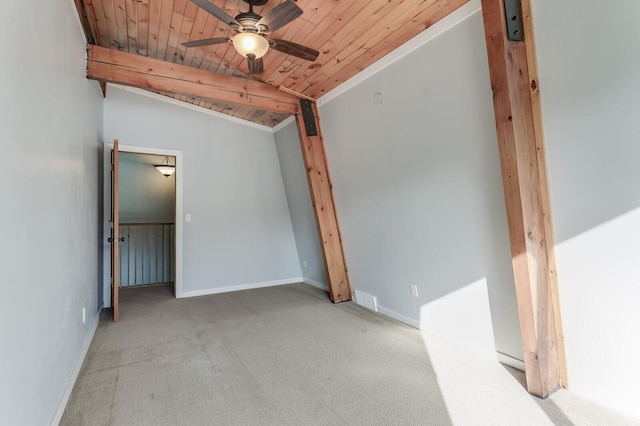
[82,307,86,323]
[410,284,419,298]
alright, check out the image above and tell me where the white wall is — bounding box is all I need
[0,0,104,424]
[532,0,640,419]
[119,152,176,223]
[317,8,523,362]
[274,119,328,287]
[103,88,302,295]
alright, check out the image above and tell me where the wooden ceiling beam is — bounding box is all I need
[481,0,566,397]
[87,45,300,114]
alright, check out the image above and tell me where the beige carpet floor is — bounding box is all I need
[61,283,638,426]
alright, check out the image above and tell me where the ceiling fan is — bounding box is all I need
[182,0,319,74]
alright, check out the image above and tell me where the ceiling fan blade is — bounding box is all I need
[257,0,302,33]
[181,37,231,48]
[270,39,319,61]
[247,56,264,74]
[191,0,240,28]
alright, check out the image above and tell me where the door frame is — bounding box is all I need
[102,142,184,305]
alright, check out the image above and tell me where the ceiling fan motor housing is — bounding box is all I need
[241,0,268,5]
[236,11,268,34]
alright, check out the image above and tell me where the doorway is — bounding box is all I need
[102,143,184,310]
[119,152,176,292]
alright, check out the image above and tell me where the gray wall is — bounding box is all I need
[103,88,302,294]
[0,1,104,424]
[119,152,176,223]
[274,120,328,286]
[533,0,640,419]
[317,10,522,361]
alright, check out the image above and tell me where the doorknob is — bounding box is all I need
[107,237,125,243]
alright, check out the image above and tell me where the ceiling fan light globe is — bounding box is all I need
[233,32,269,58]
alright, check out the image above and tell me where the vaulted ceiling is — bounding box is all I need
[76,0,469,126]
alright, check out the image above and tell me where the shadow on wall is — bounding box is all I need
[419,278,496,359]
[326,98,520,359]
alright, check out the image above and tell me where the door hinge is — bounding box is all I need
[504,0,525,42]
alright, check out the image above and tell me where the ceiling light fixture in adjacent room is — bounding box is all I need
[154,156,175,177]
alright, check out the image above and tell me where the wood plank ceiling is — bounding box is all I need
[79,0,469,126]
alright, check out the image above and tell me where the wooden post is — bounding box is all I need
[480,0,566,397]
[295,100,351,303]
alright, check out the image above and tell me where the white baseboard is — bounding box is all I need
[497,351,526,371]
[376,305,421,329]
[181,277,303,298]
[303,278,328,290]
[51,309,101,426]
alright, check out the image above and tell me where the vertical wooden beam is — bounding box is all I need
[481,0,566,397]
[520,0,568,390]
[295,100,351,303]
